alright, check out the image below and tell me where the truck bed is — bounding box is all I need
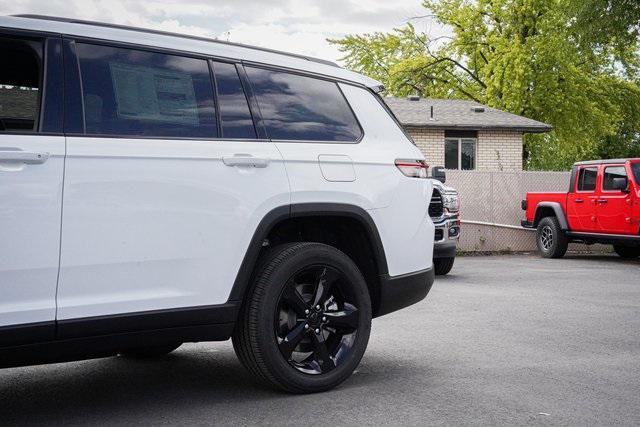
[522,192,568,225]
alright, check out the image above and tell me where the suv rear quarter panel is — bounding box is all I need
[275,84,434,277]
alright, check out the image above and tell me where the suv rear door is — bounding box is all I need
[55,41,289,328]
[0,32,64,339]
[567,166,599,232]
[598,164,634,234]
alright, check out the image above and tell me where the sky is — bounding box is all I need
[0,0,447,63]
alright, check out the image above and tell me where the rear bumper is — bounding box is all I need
[375,267,435,318]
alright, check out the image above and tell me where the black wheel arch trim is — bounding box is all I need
[533,202,569,230]
[226,203,389,304]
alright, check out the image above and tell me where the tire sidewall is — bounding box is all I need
[253,244,372,392]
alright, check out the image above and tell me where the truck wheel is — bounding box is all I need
[434,257,455,275]
[613,245,640,259]
[120,343,182,359]
[536,217,568,258]
[232,242,372,394]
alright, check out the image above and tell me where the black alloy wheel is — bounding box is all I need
[232,242,372,393]
[275,265,360,375]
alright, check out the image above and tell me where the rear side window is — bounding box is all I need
[577,167,597,191]
[0,36,42,133]
[212,61,256,139]
[76,43,217,138]
[602,166,627,190]
[245,67,362,142]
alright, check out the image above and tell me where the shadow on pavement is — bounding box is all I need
[0,345,430,424]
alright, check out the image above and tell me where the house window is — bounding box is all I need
[445,136,476,170]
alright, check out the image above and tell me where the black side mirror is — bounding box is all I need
[612,177,629,192]
[432,166,446,183]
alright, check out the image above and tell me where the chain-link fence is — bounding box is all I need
[445,170,609,252]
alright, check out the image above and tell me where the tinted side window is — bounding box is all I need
[77,44,217,138]
[0,36,42,133]
[212,61,256,139]
[245,67,362,142]
[577,167,597,191]
[602,166,627,190]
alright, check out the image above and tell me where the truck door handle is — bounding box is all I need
[0,151,50,164]
[574,198,583,203]
[222,155,269,168]
[597,199,608,204]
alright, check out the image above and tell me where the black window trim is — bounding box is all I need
[63,38,85,134]
[207,60,223,139]
[0,28,52,136]
[209,59,260,140]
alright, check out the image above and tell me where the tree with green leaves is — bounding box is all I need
[329,0,640,170]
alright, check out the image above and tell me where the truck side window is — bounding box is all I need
[602,166,627,191]
[577,167,597,192]
[0,37,43,133]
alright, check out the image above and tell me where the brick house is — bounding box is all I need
[384,97,551,171]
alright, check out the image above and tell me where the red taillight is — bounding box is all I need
[395,159,429,178]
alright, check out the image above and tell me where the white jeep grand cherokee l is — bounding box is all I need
[0,15,435,393]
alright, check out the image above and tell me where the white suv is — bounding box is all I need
[0,15,435,393]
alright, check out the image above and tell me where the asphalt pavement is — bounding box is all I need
[1,254,639,425]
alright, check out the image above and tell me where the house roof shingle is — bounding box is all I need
[384,97,552,133]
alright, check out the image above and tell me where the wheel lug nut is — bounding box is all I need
[314,328,320,334]
[315,305,321,310]
[304,309,310,314]
[322,316,326,322]
[304,324,309,329]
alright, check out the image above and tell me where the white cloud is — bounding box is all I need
[0,0,448,63]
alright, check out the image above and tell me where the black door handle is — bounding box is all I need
[574,198,583,203]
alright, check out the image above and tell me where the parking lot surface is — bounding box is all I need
[1,254,639,425]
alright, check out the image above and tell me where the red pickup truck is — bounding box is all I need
[522,158,640,258]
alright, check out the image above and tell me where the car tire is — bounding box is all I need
[536,217,568,258]
[434,257,455,275]
[613,245,640,259]
[232,242,372,394]
[120,343,182,359]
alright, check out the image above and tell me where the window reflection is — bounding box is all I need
[245,67,362,142]
[212,61,256,139]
